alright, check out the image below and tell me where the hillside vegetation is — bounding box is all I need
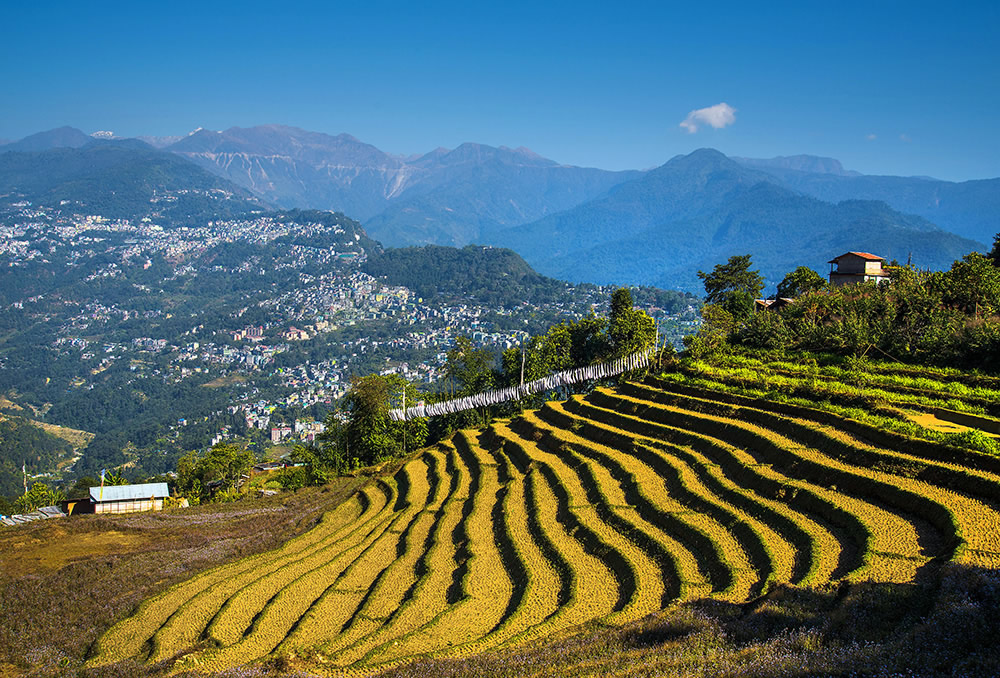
[84,361,1000,676]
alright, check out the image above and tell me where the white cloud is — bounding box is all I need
[866,133,877,141]
[679,102,737,134]
[899,133,912,143]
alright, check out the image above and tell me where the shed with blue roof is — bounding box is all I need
[89,482,170,514]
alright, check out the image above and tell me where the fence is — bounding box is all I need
[388,350,650,421]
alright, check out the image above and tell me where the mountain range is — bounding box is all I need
[1,125,994,292]
[492,149,980,290]
[166,125,639,246]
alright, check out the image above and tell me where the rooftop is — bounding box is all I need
[828,251,885,264]
[89,482,170,502]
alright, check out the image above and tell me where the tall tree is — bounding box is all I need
[15,482,64,513]
[777,266,826,299]
[697,255,765,304]
[338,374,427,467]
[608,287,656,358]
[445,336,496,396]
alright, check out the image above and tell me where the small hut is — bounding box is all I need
[89,482,170,514]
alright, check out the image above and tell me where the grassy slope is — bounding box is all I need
[0,479,364,677]
[8,358,1000,677]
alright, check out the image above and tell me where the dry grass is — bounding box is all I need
[32,420,96,448]
[0,479,362,677]
[202,375,248,389]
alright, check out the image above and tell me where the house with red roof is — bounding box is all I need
[828,252,890,286]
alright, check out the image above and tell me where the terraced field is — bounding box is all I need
[89,374,1000,675]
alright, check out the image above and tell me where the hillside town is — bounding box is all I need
[0,199,700,476]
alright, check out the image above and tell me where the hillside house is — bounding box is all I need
[828,252,890,286]
[754,297,795,311]
[89,482,169,514]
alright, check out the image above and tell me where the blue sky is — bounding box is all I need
[1,0,997,180]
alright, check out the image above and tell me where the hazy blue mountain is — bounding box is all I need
[494,149,983,292]
[137,134,184,148]
[364,143,640,246]
[166,125,638,246]
[0,141,267,222]
[733,158,1000,244]
[0,126,92,152]
[733,154,861,177]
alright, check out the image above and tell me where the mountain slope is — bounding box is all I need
[0,141,267,222]
[362,244,569,306]
[494,149,982,292]
[167,126,638,246]
[733,154,862,177]
[0,126,93,153]
[734,158,1000,244]
[365,143,641,246]
[168,125,409,220]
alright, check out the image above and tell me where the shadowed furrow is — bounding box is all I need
[540,399,838,585]
[586,389,935,582]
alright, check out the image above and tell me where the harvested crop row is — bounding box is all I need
[493,421,619,631]
[536,401,797,591]
[497,421,665,624]
[586,391,930,583]
[471,443,565,649]
[612,386,1000,569]
[533,402,759,597]
[90,479,388,666]
[516,413,690,607]
[346,442,473,666]
[189,510,400,673]
[322,448,458,667]
[288,454,437,660]
[645,375,1000,476]
[629,380,1000,508]
[186,472,412,671]
[259,458,430,667]
[560,393,870,581]
[383,430,514,662]
[520,407,717,602]
[544,398,825,584]
[146,480,399,664]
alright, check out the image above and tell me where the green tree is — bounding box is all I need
[988,233,1000,267]
[173,443,255,501]
[445,336,496,396]
[15,482,64,513]
[199,443,256,492]
[776,266,826,299]
[315,415,348,474]
[697,255,765,307]
[608,288,656,358]
[289,444,329,485]
[943,252,1000,317]
[340,374,427,467]
[67,475,98,499]
[568,314,609,366]
[103,469,128,486]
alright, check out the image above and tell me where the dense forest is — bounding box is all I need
[363,244,698,311]
[0,416,74,498]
